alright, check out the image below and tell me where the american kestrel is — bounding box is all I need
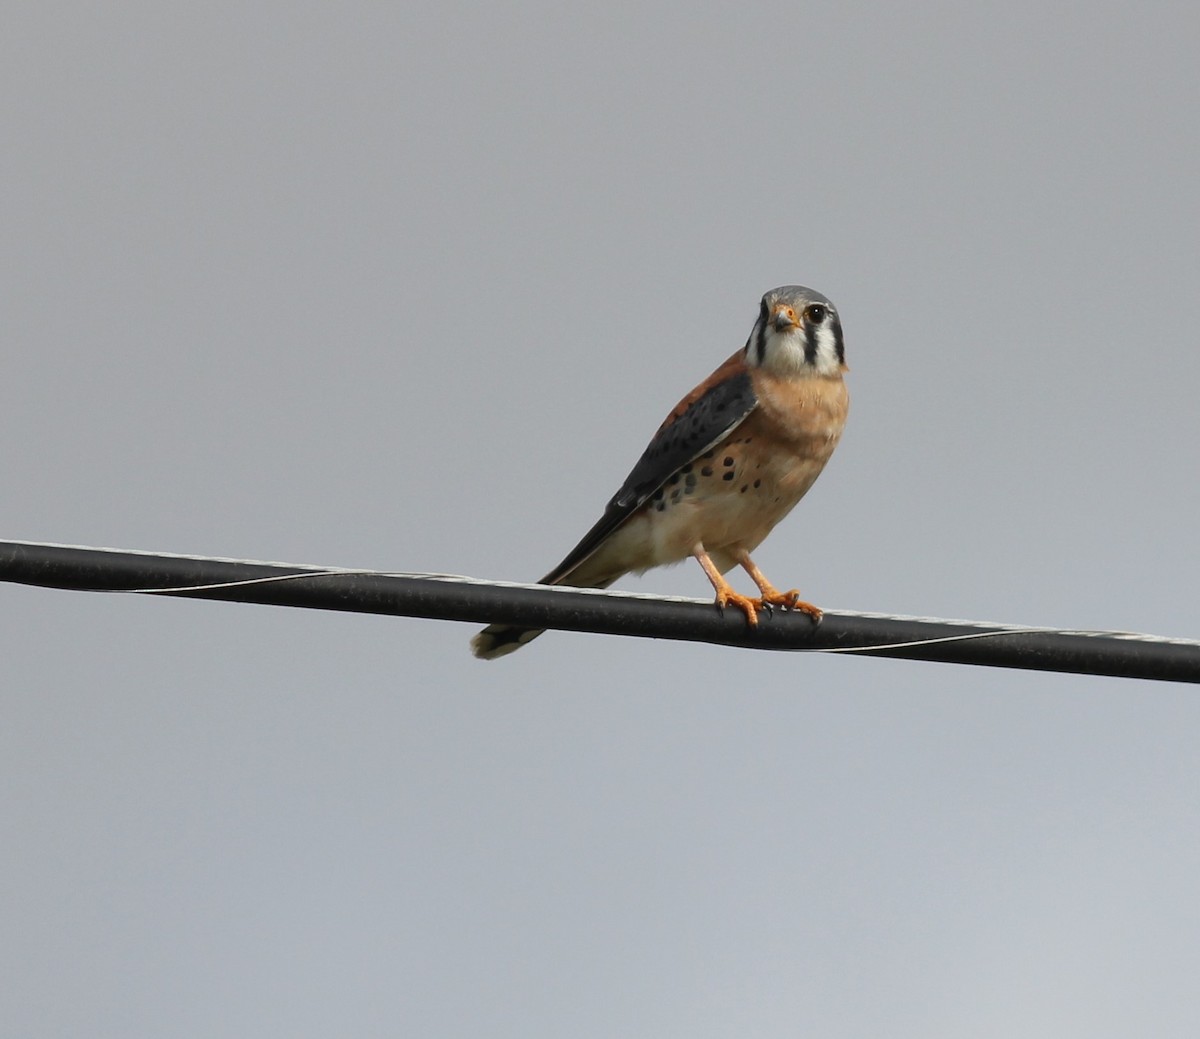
[471,285,849,659]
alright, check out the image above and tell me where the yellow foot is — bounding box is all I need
[756,588,823,624]
[715,587,761,627]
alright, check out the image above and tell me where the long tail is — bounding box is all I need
[470,571,619,660]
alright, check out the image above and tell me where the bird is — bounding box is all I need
[471,285,849,659]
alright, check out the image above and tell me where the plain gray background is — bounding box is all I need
[3,2,1199,1035]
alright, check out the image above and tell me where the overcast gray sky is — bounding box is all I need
[3,2,1200,1036]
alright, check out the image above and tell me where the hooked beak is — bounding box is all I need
[771,304,799,332]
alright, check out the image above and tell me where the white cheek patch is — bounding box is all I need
[813,324,842,374]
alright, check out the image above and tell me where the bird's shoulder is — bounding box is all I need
[613,349,756,509]
[539,350,757,584]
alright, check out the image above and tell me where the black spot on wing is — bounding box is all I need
[538,369,757,585]
[611,369,756,509]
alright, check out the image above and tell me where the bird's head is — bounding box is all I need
[746,285,846,377]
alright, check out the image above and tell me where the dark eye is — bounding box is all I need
[804,304,827,323]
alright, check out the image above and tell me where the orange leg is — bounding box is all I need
[693,546,760,627]
[735,550,822,623]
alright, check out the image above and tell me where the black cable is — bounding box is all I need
[1,539,1196,683]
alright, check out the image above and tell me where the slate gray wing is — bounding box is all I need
[540,364,757,585]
